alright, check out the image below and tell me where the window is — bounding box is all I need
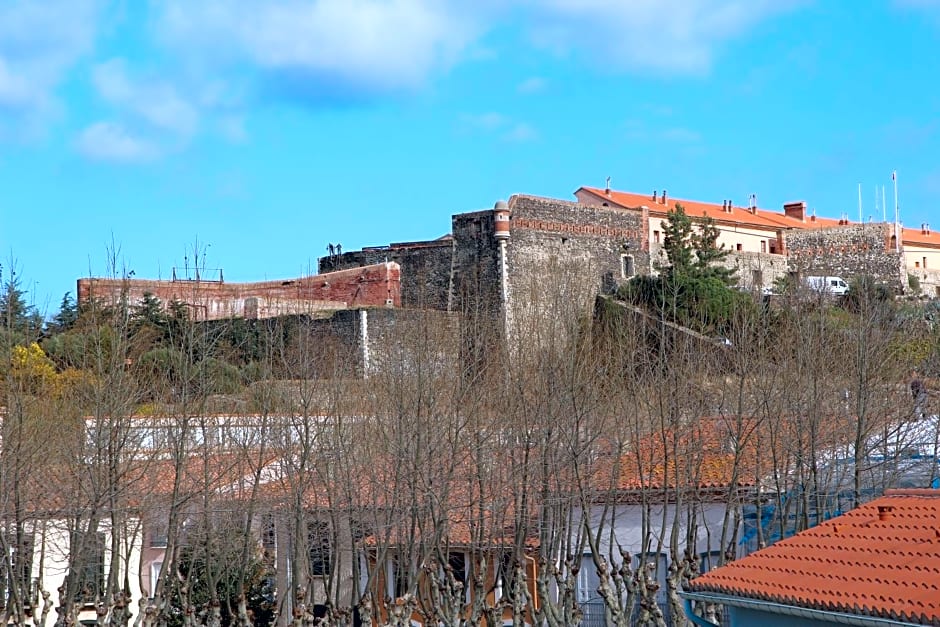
[924,257,928,269]
[653,230,660,243]
[262,514,276,551]
[496,553,518,602]
[916,261,921,268]
[71,531,106,603]
[148,516,168,548]
[388,556,409,599]
[150,562,163,597]
[577,554,601,603]
[760,240,767,253]
[620,254,635,278]
[736,243,742,251]
[0,533,34,610]
[307,521,331,577]
[447,552,467,588]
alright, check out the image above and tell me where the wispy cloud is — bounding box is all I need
[517,76,547,94]
[459,112,510,132]
[458,112,538,142]
[74,121,159,162]
[0,0,101,138]
[518,0,804,74]
[92,58,199,136]
[152,0,490,106]
[505,122,539,142]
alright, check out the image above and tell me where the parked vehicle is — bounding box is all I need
[804,275,849,295]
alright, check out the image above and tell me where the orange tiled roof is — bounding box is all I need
[687,489,940,624]
[902,225,940,248]
[597,416,764,493]
[579,187,798,230]
[577,186,861,232]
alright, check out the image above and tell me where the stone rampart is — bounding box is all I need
[318,239,453,310]
[785,223,905,292]
[77,262,401,321]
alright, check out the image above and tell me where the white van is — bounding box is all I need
[804,276,849,296]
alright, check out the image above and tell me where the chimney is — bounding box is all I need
[661,189,667,205]
[605,176,611,195]
[726,200,733,213]
[721,200,727,212]
[922,223,929,235]
[783,201,807,221]
[877,505,895,522]
[652,189,658,201]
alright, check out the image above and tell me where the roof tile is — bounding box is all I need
[688,489,940,623]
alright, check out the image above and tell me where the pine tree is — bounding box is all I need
[47,292,79,335]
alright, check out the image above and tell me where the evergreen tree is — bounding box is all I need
[47,292,79,334]
[621,203,747,333]
[0,266,43,345]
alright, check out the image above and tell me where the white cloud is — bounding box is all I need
[518,0,803,74]
[458,112,538,142]
[152,0,489,101]
[517,76,547,94]
[75,121,159,162]
[0,0,100,135]
[216,115,248,143]
[92,58,198,136]
[504,122,538,142]
[460,112,509,132]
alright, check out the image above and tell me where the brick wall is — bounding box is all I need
[318,240,453,310]
[77,262,401,321]
[785,223,906,292]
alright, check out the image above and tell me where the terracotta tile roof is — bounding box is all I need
[686,489,940,624]
[902,225,940,248]
[578,186,796,230]
[589,416,768,494]
[577,186,866,233]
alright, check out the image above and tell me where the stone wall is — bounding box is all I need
[318,239,454,310]
[724,251,791,291]
[311,307,459,377]
[785,223,906,293]
[504,194,649,307]
[77,262,401,321]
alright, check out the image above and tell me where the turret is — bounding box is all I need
[493,200,511,240]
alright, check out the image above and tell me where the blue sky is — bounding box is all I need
[2,0,939,316]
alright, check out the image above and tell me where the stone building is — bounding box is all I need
[575,184,920,294]
[319,194,651,349]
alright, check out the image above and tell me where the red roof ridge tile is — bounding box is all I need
[884,488,940,498]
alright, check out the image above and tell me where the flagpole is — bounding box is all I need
[858,183,862,223]
[882,185,887,223]
[893,171,900,252]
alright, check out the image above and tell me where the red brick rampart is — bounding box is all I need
[76,262,401,321]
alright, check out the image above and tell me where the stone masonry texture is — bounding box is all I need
[77,262,401,321]
[318,240,453,310]
[785,223,905,292]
